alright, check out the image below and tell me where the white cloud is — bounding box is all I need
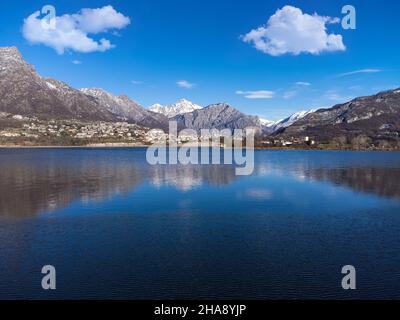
[283,90,297,99]
[284,82,312,99]
[22,6,130,54]
[236,90,275,99]
[71,6,130,34]
[324,90,353,102]
[177,80,195,89]
[349,85,363,91]
[326,92,342,101]
[241,5,345,56]
[131,80,142,85]
[71,60,82,65]
[338,69,382,77]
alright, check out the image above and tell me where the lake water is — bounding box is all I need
[0,148,399,300]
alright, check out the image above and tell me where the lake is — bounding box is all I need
[0,148,399,300]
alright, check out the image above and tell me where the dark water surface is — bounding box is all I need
[0,148,399,299]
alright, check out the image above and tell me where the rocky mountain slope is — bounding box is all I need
[150,99,203,118]
[81,88,169,129]
[270,110,317,132]
[277,88,400,146]
[0,46,169,129]
[173,103,262,132]
[0,47,115,121]
[261,109,317,134]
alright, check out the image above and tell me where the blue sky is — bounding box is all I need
[0,0,399,120]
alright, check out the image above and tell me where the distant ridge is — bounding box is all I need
[150,99,203,118]
[263,109,317,134]
[276,88,400,147]
[172,103,262,132]
[81,88,169,129]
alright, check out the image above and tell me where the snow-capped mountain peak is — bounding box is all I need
[259,118,275,127]
[277,109,317,128]
[149,103,164,114]
[149,99,202,118]
[262,109,317,133]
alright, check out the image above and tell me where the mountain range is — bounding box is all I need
[1,46,400,148]
[0,47,115,121]
[80,88,169,129]
[277,89,400,146]
[149,99,203,118]
[0,47,263,132]
[172,103,262,131]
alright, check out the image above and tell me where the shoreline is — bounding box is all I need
[0,144,149,149]
[1,144,399,152]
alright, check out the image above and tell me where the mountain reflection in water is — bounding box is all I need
[305,167,400,199]
[0,149,399,219]
[0,148,238,218]
[1,149,400,300]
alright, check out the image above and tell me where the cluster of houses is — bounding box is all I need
[0,118,149,142]
[259,136,316,148]
[0,112,33,122]
[70,122,145,140]
[0,113,320,148]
